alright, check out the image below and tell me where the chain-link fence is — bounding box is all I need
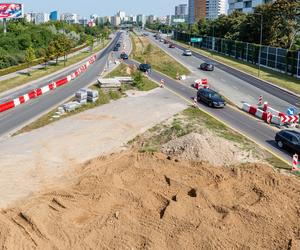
[174,31,300,78]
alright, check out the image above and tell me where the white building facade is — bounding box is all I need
[137,14,146,27]
[228,0,274,14]
[35,13,50,24]
[60,13,79,24]
[206,0,226,20]
[175,4,188,16]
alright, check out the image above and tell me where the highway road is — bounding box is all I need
[128,57,292,165]
[145,31,300,113]
[0,32,123,138]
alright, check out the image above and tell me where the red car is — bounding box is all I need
[169,44,175,48]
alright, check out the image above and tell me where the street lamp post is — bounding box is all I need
[254,13,263,78]
[212,25,215,58]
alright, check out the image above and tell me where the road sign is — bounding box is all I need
[190,37,202,43]
[287,107,296,115]
[280,114,299,123]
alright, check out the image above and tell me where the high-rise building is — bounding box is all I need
[206,0,226,20]
[147,15,156,24]
[49,11,58,21]
[165,15,172,25]
[35,13,50,24]
[103,16,111,24]
[175,4,188,16]
[188,0,206,24]
[111,16,121,26]
[24,12,36,23]
[137,14,146,27]
[128,15,137,23]
[117,11,126,21]
[60,13,79,24]
[228,0,274,14]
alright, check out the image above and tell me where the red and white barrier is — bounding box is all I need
[278,113,299,123]
[0,55,97,114]
[266,112,272,123]
[292,154,298,172]
[242,103,282,125]
[194,79,209,90]
[243,101,300,126]
[258,95,263,106]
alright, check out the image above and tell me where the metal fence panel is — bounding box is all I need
[174,31,300,79]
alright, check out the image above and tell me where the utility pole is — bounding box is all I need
[254,13,263,78]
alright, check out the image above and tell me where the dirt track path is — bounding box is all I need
[0,88,187,208]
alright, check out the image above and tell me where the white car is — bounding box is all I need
[183,49,192,56]
[159,39,164,42]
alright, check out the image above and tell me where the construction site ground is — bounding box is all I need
[0,86,299,249]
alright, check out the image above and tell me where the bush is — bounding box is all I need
[133,70,144,89]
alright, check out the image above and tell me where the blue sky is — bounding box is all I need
[17,0,187,17]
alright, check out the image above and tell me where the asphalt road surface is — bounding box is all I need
[0,32,123,137]
[128,58,292,165]
[146,31,300,113]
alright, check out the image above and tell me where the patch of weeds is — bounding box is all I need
[266,157,291,170]
[139,144,159,153]
[294,171,300,177]
[171,119,186,137]
[108,90,122,100]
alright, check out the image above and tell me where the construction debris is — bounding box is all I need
[98,78,121,90]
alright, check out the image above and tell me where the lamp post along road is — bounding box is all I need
[254,13,263,78]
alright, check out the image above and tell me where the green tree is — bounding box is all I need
[25,46,36,76]
[87,35,94,52]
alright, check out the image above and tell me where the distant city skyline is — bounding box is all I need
[14,0,187,17]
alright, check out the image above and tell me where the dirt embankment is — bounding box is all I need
[161,132,257,166]
[0,151,299,250]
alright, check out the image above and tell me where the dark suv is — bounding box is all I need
[120,53,128,60]
[200,63,214,71]
[139,63,151,72]
[275,130,300,154]
[197,88,226,108]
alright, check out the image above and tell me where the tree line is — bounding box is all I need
[0,19,111,70]
[147,0,300,50]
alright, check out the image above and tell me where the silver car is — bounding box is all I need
[183,49,192,56]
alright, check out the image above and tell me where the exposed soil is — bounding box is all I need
[161,132,257,166]
[0,151,299,250]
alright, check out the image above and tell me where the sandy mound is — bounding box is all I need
[0,151,299,249]
[161,132,255,166]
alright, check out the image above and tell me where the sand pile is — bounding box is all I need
[161,132,255,166]
[0,151,299,249]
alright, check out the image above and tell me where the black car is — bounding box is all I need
[275,130,300,154]
[200,63,214,71]
[120,53,128,60]
[197,88,226,108]
[139,63,151,72]
[169,44,175,48]
[113,46,119,51]
[116,43,121,47]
